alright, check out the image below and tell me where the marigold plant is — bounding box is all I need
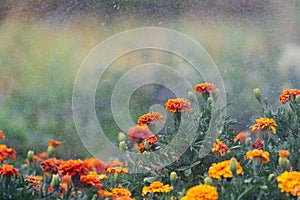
[208,160,243,179]
[279,89,300,104]
[246,149,270,164]
[180,184,218,200]
[194,82,217,94]
[251,117,278,133]
[142,181,173,196]
[165,98,191,113]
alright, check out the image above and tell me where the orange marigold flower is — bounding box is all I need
[279,89,300,104]
[0,144,16,162]
[41,158,64,174]
[49,139,62,147]
[0,164,18,177]
[85,158,105,173]
[25,175,43,183]
[165,98,191,113]
[180,184,218,200]
[194,82,217,94]
[79,171,103,189]
[0,130,5,139]
[105,160,128,175]
[278,150,290,158]
[128,125,153,142]
[277,171,300,196]
[138,112,163,126]
[142,181,173,196]
[246,149,270,164]
[59,159,93,176]
[252,139,264,150]
[111,185,132,197]
[233,132,249,143]
[98,186,135,200]
[98,190,116,198]
[208,160,243,179]
[251,117,278,133]
[211,139,229,156]
[139,135,158,154]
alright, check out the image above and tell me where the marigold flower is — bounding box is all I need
[79,171,103,189]
[142,181,173,196]
[0,144,16,162]
[211,139,229,156]
[59,159,93,176]
[246,149,270,164]
[49,139,62,147]
[277,171,300,196]
[180,184,218,200]
[165,98,191,113]
[25,175,43,183]
[0,164,18,177]
[85,158,105,173]
[233,132,249,143]
[279,89,300,104]
[111,185,132,196]
[128,125,153,142]
[105,160,128,175]
[137,112,163,126]
[98,185,135,200]
[251,117,278,133]
[194,82,217,94]
[208,160,243,179]
[139,135,158,154]
[41,158,64,174]
[0,130,5,139]
[252,139,264,150]
[278,150,290,158]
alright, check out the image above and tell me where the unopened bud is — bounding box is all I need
[119,141,126,151]
[170,171,177,183]
[207,97,213,104]
[279,157,290,170]
[44,172,52,184]
[47,146,54,157]
[245,137,251,146]
[27,150,34,162]
[268,174,275,182]
[51,174,60,190]
[253,88,261,103]
[230,158,237,175]
[118,132,126,142]
[204,177,213,185]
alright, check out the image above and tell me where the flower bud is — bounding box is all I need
[47,145,54,157]
[27,150,34,162]
[253,88,261,103]
[51,174,60,191]
[170,172,177,183]
[279,157,290,170]
[207,97,213,104]
[118,132,126,142]
[245,137,251,146]
[119,141,126,151]
[204,177,213,185]
[44,172,52,184]
[268,173,275,182]
[230,158,237,175]
[188,91,195,100]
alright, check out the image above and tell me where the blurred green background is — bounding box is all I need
[0,0,299,158]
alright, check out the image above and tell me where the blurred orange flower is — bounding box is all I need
[180,184,218,200]
[233,132,249,143]
[138,112,163,126]
[246,149,270,164]
[251,117,278,133]
[208,160,243,179]
[194,82,216,94]
[139,135,158,154]
[0,164,18,177]
[59,159,93,176]
[278,150,290,158]
[0,130,5,139]
[279,89,300,104]
[0,144,16,162]
[85,158,105,173]
[142,181,172,196]
[165,98,191,113]
[49,139,62,147]
[98,185,135,200]
[211,139,229,156]
[128,125,153,142]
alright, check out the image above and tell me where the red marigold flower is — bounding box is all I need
[41,158,64,174]
[128,125,153,142]
[165,98,191,113]
[252,139,264,150]
[137,112,163,126]
[0,144,16,162]
[59,159,94,176]
[211,139,229,156]
[0,130,5,139]
[139,135,158,154]
[194,82,217,94]
[0,164,18,177]
[49,139,62,147]
[279,89,300,104]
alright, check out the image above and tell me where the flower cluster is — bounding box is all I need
[142,181,173,196]
[137,112,163,126]
[0,144,16,162]
[79,171,104,188]
[58,159,94,176]
[0,164,18,177]
[98,185,135,200]
[279,89,300,104]
[251,117,278,133]
[277,171,300,197]
[165,98,191,113]
[194,82,216,94]
[211,139,229,156]
[208,160,243,179]
[180,184,218,200]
